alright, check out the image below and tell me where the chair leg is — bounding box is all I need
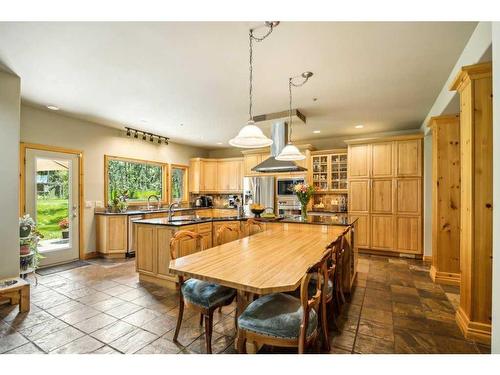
[199,313,204,326]
[204,312,213,354]
[237,329,246,354]
[218,306,222,313]
[329,299,340,332]
[321,300,330,352]
[173,297,184,342]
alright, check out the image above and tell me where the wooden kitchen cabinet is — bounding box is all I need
[348,144,370,178]
[213,221,241,245]
[189,157,243,193]
[311,149,348,192]
[371,179,393,214]
[348,180,369,212]
[348,214,369,249]
[371,215,394,250]
[396,139,422,177]
[96,215,128,258]
[347,134,423,256]
[371,142,393,177]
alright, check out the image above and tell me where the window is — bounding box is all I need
[169,164,188,203]
[105,156,168,205]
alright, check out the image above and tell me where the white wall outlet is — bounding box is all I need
[85,201,93,208]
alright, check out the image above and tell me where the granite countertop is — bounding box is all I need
[94,206,237,216]
[134,214,356,227]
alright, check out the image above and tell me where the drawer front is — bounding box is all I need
[197,222,212,233]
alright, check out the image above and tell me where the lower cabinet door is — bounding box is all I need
[136,225,156,274]
[370,215,394,250]
[200,231,212,250]
[348,214,369,249]
[395,216,421,254]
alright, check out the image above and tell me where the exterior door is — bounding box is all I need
[25,148,80,266]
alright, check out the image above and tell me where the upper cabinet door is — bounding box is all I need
[371,142,393,178]
[396,178,421,215]
[348,144,370,178]
[244,154,261,176]
[348,179,369,212]
[396,139,422,177]
[201,160,218,191]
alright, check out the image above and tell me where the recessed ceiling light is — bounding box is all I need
[313,130,321,134]
[313,97,318,102]
[47,105,59,111]
[216,142,223,145]
[355,124,364,129]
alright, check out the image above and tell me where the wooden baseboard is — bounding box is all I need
[359,248,423,259]
[139,274,178,289]
[82,252,99,260]
[430,266,461,286]
[98,252,127,259]
[423,255,432,263]
[456,307,491,345]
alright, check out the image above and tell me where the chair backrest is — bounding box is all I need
[169,230,204,260]
[215,224,241,246]
[298,249,330,349]
[245,218,265,236]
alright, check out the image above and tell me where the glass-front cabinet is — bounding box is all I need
[311,151,348,192]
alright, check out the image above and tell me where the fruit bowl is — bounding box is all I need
[250,207,265,217]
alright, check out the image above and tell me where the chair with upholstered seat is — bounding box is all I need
[245,218,265,236]
[236,250,330,354]
[171,230,236,354]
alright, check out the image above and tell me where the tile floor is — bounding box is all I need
[0,255,491,354]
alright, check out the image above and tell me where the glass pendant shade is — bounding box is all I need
[276,143,306,161]
[229,120,273,148]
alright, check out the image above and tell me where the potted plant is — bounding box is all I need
[59,218,70,239]
[19,214,35,238]
[293,182,315,220]
[110,189,129,213]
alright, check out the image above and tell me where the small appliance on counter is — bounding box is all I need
[199,195,213,207]
[228,195,240,208]
[194,197,203,207]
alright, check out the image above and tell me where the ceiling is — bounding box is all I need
[0,22,477,149]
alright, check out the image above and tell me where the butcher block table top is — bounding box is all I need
[169,226,346,294]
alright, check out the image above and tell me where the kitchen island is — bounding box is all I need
[134,214,358,292]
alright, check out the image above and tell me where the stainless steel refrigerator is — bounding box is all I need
[243,176,275,216]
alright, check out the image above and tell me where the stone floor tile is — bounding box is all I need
[106,302,143,319]
[357,318,394,342]
[432,334,479,354]
[0,331,29,353]
[185,333,233,354]
[7,310,53,330]
[89,297,126,312]
[122,308,160,327]
[59,305,100,325]
[46,300,86,317]
[73,313,117,334]
[90,321,136,344]
[5,342,44,354]
[360,306,393,325]
[105,285,136,297]
[135,337,184,354]
[354,333,394,354]
[109,328,158,354]
[91,345,122,354]
[33,326,84,352]
[77,291,110,305]
[142,314,178,336]
[329,329,356,351]
[18,317,68,341]
[394,329,438,354]
[50,335,104,354]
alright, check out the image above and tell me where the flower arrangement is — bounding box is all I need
[58,218,69,230]
[293,183,315,220]
[18,214,44,271]
[19,214,36,238]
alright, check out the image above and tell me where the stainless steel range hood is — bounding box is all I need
[251,110,307,173]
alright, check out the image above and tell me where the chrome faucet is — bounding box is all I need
[168,202,179,221]
[147,195,161,210]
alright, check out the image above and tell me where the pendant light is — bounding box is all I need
[276,71,314,161]
[229,22,279,148]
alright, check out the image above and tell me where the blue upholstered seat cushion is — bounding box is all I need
[181,279,236,308]
[237,293,318,339]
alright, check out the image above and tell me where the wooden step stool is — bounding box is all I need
[0,278,30,312]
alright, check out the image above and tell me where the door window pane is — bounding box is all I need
[171,166,187,202]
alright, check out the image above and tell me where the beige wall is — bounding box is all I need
[20,105,208,254]
[0,70,21,279]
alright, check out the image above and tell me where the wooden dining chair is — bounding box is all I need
[215,224,241,246]
[245,218,265,236]
[236,250,330,354]
[170,230,236,354]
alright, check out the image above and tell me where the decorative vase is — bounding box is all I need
[301,203,308,220]
[20,225,31,238]
[62,230,69,239]
[20,244,31,255]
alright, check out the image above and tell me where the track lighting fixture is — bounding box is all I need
[124,127,170,146]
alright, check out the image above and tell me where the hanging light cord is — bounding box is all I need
[288,73,312,144]
[249,24,276,121]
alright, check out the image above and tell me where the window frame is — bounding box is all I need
[169,164,189,203]
[104,155,169,206]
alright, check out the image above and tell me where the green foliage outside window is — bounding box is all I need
[107,158,163,203]
[171,167,186,201]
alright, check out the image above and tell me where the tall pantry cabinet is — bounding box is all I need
[346,135,423,256]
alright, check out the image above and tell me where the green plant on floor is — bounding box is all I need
[19,214,45,272]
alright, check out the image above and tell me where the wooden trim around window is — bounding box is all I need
[168,164,189,203]
[104,155,169,207]
[19,142,85,261]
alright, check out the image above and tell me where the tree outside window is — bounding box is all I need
[170,164,188,203]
